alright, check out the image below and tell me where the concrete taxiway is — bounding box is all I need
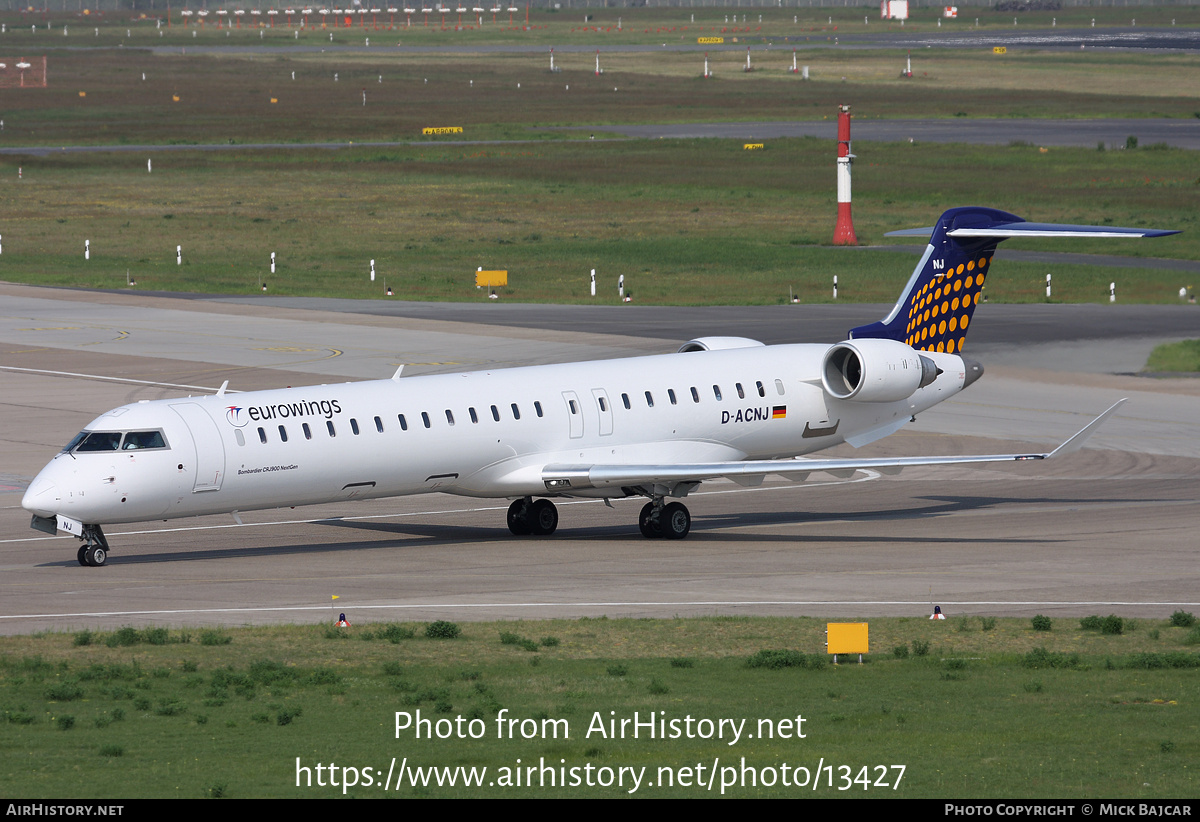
[1,283,1197,633]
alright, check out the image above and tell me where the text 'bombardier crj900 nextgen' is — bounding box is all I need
[23,207,1177,566]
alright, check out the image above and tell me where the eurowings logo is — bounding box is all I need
[225,405,248,427]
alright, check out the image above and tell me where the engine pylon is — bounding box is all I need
[833,105,858,246]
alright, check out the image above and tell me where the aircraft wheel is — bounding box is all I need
[528,499,558,536]
[85,545,108,567]
[638,502,662,539]
[661,502,691,540]
[77,545,89,566]
[507,499,531,536]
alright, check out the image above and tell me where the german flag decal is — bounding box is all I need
[772,406,787,420]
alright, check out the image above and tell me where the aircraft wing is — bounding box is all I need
[542,400,1125,493]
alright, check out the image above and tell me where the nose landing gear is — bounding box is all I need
[75,524,110,567]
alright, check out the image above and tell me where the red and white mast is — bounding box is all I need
[833,105,858,245]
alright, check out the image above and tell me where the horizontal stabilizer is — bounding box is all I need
[886,222,1179,240]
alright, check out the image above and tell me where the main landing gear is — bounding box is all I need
[75,524,110,567]
[507,497,559,536]
[638,499,691,540]
[506,496,692,539]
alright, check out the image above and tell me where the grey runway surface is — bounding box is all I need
[571,119,1200,150]
[5,118,1198,156]
[1,284,1197,632]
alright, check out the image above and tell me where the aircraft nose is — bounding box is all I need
[22,474,59,518]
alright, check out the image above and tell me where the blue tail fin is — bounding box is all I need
[850,206,1179,354]
[849,206,1016,355]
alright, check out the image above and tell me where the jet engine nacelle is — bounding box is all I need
[677,337,766,353]
[821,339,941,403]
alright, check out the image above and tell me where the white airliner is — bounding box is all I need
[23,207,1176,566]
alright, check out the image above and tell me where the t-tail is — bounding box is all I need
[849,206,1179,353]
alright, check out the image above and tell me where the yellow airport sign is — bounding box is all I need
[826,622,869,655]
[423,126,464,135]
[993,46,1007,54]
[475,269,508,287]
[698,36,724,44]
[743,143,764,151]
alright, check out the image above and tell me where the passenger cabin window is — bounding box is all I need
[469,407,479,424]
[491,405,500,422]
[569,399,579,415]
[690,387,700,403]
[756,381,766,398]
[374,416,384,433]
[235,429,246,447]
[713,385,723,401]
[668,389,677,405]
[421,412,431,429]
[598,397,608,412]
[511,403,521,420]
[775,379,785,396]
[398,414,408,431]
[445,409,455,426]
[278,425,288,443]
[303,423,312,440]
[621,393,631,410]
[534,401,544,418]
[736,383,745,399]
[258,427,268,444]
[350,419,360,435]
[327,421,337,437]
[644,391,654,408]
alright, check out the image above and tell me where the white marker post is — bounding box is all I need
[371,259,376,281]
[833,275,838,300]
[590,268,596,297]
[1110,282,1116,303]
[1046,273,1052,299]
[148,158,152,173]
[271,252,276,275]
[618,274,624,299]
[85,240,90,260]
[177,245,182,265]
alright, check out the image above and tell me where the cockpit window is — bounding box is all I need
[123,431,167,450]
[67,430,168,453]
[73,432,123,452]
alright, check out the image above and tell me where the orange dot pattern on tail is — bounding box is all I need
[903,256,990,354]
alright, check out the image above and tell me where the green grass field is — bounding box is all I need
[2,138,1195,303]
[3,615,1199,798]
[1145,339,1200,372]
